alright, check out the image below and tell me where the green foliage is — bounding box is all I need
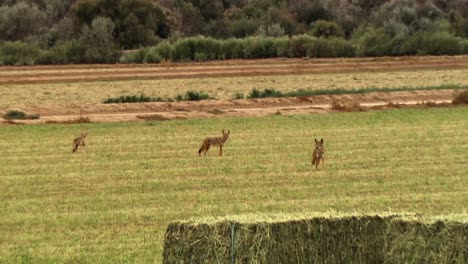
[0,41,41,65]
[310,20,344,38]
[305,37,355,58]
[3,110,39,120]
[144,48,162,63]
[352,26,392,57]
[0,2,47,41]
[73,0,170,49]
[232,92,245,99]
[248,88,283,98]
[243,37,277,59]
[289,34,315,58]
[119,48,150,64]
[102,94,161,104]
[401,31,463,55]
[79,17,119,63]
[181,90,211,101]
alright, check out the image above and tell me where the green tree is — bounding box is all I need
[310,20,343,38]
[73,0,171,48]
[0,2,47,41]
[79,17,119,63]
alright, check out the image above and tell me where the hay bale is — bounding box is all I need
[163,214,467,264]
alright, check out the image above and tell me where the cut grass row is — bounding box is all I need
[0,107,467,262]
[0,68,467,111]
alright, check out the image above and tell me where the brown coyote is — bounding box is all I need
[72,131,87,153]
[312,138,324,168]
[198,130,230,157]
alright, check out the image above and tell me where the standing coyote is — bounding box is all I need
[312,138,324,168]
[72,131,87,153]
[198,130,230,157]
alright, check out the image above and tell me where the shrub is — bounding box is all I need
[352,26,392,57]
[183,90,211,101]
[243,37,277,59]
[119,48,149,64]
[289,34,315,58]
[274,37,291,57]
[233,92,244,99]
[102,94,162,104]
[0,41,41,65]
[306,37,355,58]
[3,110,40,120]
[171,38,196,62]
[220,38,245,59]
[452,89,468,105]
[401,31,462,55]
[143,47,162,63]
[310,20,344,38]
[248,88,284,98]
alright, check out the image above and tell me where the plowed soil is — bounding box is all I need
[1,55,468,84]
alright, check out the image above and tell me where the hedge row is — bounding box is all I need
[1,33,467,65]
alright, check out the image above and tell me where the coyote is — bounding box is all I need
[198,130,230,157]
[312,138,324,168]
[72,131,87,153]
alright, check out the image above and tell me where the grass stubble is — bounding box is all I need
[0,106,467,262]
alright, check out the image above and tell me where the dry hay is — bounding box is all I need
[163,213,467,264]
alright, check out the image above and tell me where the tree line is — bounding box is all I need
[0,0,467,65]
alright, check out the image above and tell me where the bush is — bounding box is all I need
[306,37,355,58]
[0,41,41,65]
[102,94,162,104]
[119,48,149,64]
[289,34,315,58]
[3,110,40,120]
[233,92,244,99]
[248,88,284,98]
[171,38,196,61]
[182,90,211,101]
[220,38,245,59]
[452,89,468,105]
[352,26,392,57]
[243,37,277,59]
[143,47,162,63]
[401,31,463,55]
[310,20,344,38]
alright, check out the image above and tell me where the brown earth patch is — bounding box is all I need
[1,55,468,84]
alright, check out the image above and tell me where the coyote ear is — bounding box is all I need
[222,129,225,134]
[315,138,318,143]
[320,138,324,143]
[228,130,230,134]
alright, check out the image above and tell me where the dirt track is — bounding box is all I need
[1,55,468,84]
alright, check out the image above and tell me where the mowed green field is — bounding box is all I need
[1,107,467,263]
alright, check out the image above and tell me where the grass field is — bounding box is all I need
[1,107,467,262]
[1,69,467,111]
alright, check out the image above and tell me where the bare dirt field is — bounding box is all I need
[0,55,467,124]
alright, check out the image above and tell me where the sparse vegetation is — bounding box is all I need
[452,89,468,104]
[102,94,162,104]
[246,84,466,99]
[176,90,212,101]
[136,114,170,121]
[3,110,39,120]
